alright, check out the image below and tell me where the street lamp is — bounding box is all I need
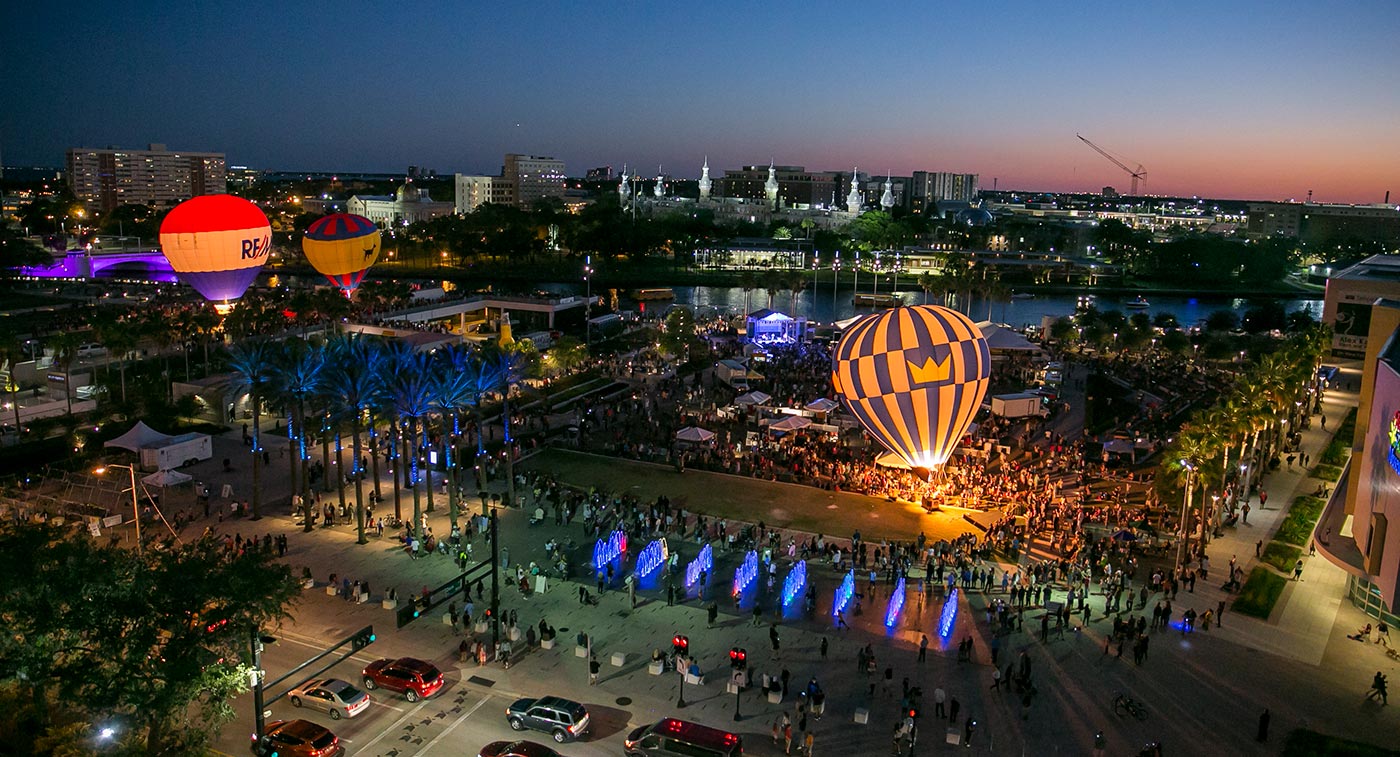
[1175,460,1194,569]
[95,464,141,555]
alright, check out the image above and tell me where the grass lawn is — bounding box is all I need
[1275,496,1326,546]
[1283,728,1400,756]
[1261,541,1302,573]
[1233,567,1287,619]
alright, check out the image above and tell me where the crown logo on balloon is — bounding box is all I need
[907,355,952,384]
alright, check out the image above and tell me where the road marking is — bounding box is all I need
[351,696,437,754]
[418,695,492,754]
[372,700,405,712]
[273,628,380,666]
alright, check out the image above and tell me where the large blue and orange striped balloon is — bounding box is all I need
[302,213,381,293]
[832,305,990,470]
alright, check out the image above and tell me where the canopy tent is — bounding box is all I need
[734,391,773,406]
[769,415,812,433]
[103,422,176,454]
[1103,439,1137,456]
[805,398,840,413]
[675,426,717,443]
[142,469,192,487]
[833,315,867,331]
[973,321,1040,352]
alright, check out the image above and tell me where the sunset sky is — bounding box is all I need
[3,1,1397,203]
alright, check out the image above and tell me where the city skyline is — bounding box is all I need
[2,2,1398,204]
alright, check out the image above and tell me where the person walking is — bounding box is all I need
[770,624,782,659]
[1369,671,1389,704]
[802,730,814,757]
[948,696,960,724]
[783,721,793,754]
[934,687,946,719]
[589,655,600,686]
[1257,708,1270,742]
[1293,559,1305,581]
[918,634,928,662]
[820,636,828,659]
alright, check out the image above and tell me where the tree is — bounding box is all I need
[227,340,276,519]
[270,339,325,531]
[0,522,298,754]
[659,308,698,359]
[1205,310,1240,333]
[385,342,434,537]
[0,222,51,269]
[320,336,385,543]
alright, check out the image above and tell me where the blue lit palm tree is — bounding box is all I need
[225,338,275,519]
[385,342,434,539]
[321,335,386,544]
[488,348,533,509]
[271,338,325,533]
[432,343,482,530]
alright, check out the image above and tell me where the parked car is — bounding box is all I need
[505,696,590,743]
[288,678,371,720]
[251,719,343,757]
[361,657,444,702]
[478,740,562,757]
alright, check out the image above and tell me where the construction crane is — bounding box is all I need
[1077,134,1146,196]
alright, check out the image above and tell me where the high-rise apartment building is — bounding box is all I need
[910,171,979,211]
[501,154,566,209]
[454,174,516,214]
[66,143,227,213]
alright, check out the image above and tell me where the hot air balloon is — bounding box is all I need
[158,195,271,309]
[831,305,990,472]
[301,213,381,293]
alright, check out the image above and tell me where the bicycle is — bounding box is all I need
[1113,692,1149,721]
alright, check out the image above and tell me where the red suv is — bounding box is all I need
[362,657,444,702]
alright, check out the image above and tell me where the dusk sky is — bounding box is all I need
[3,1,1397,203]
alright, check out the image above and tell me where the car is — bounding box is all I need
[478,740,563,757]
[288,678,371,720]
[505,696,590,743]
[361,657,444,702]
[251,719,344,757]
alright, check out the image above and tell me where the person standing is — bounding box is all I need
[820,636,828,659]
[589,655,600,685]
[1257,708,1270,742]
[1294,559,1305,581]
[948,696,960,724]
[783,721,793,754]
[803,730,814,757]
[771,624,782,659]
[918,634,929,662]
[934,687,946,719]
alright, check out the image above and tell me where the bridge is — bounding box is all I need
[21,249,175,280]
[383,293,589,329]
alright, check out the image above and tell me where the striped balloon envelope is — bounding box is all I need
[302,213,381,293]
[832,305,990,471]
[158,194,272,305]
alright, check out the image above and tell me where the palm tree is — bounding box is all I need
[271,338,325,532]
[762,269,783,310]
[784,270,808,315]
[432,343,481,530]
[738,271,758,315]
[226,339,276,519]
[321,335,384,544]
[0,322,25,435]
[488,348,532,509]
[96,318,139,404]
[385,342,434,539]
[49,332,81,416]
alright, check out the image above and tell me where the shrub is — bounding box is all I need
[1283,728,1396,756]
[1311,464,1344,482]
[1260,542,1301,573]
[1233,567,1287,618]
[1275,496,1326,546]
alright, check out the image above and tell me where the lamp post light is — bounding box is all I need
[1175,460,1194,569]
[95,464,140,556]
[832,251,841,312]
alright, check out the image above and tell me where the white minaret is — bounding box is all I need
[654,165,664,199]
[846,167,863,214]
[698,157,712,200]
[880,172,895,211]
[619,164,631,201]
[764,160,779,207]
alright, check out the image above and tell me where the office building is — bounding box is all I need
[1323,255,1400,357]
[502,154,566,208]
[66,143,226,213]
[454,174,515,214]
[1248,202,1400,247]
[585,166,613,182]
[718,165,846,208]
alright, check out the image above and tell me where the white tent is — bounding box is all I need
[675,426,717,443]
[143,469,193,487]
[974,321,1040,352]
[805,398,840,413]
[1103,439,1137,456]
[769,415,812,433]
[734,391,773,406]
[104,422,175,453]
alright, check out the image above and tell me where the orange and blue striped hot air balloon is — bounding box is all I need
[302,213,381,293]
[832,305,991,471]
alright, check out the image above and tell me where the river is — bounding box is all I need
[544,283,1323,329]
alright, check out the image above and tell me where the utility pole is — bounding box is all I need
[251,627,266,742]
[490,508,501,649]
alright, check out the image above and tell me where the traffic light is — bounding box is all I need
[728,647,747,671]
[673,635,689,657]
[351,626,377,651]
